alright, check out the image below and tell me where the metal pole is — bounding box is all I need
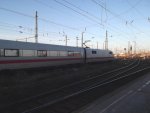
[128,41,130,55]
[35,11,38,43]
[76,37,79,47]
[105,30,108,50]
[65,35,67,46]
[81,32,84,48]
[97,41,98,49]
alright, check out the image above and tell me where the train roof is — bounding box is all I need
[0,39,84,51]
[0,39,112,52]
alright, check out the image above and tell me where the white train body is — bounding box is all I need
[0,39,114,70]
[85,48,113,62]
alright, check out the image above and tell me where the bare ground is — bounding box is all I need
[0,60,130,107]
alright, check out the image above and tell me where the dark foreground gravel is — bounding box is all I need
[0,60,131,107]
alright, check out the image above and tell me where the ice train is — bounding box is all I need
[0,39,114,70]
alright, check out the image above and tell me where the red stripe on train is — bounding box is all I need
[0,58,81,64]
[0,57,113,64]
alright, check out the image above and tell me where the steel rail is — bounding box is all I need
[2,60,137,109]
[20,60,145,113]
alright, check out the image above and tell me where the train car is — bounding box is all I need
[0,39,84,70]
[85,48,114,63]
[0,39,114,70]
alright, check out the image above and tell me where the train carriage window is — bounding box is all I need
[22,50,36,56]
[109,51,113,54]
[37,50,47,57]
[74,52,81,57]
[59,51,68,56]
[92,51,97,54]
[48,51,58,56]
[68,51,74,56]
[4,49,19,57]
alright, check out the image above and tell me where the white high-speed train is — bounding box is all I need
[0,39,114,70]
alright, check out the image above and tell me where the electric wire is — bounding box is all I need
[61,0,103,24]
[91,0,149,40]
[53,0,103,26]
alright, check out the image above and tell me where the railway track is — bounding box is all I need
[1,59,150,113]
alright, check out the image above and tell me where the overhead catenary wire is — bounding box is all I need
[91,0,149,39]
[97,0,108,23]
[0,7,34,18]
[0,1,148,49]
[0,22,33,32]
[126,0,150,25]
[0,6,81,31]
[0,22,62,39]
[92,0,140,35]
[91,0,124,22]
[124,0,143,15]
[53,0,133,41]
[33,0,103,29]
[0,22,99,44]
[33,0,62,12]
[0,0,132,41]
[53,0,103,26]
[0,6,103,38]
[34,0,105,37]
[61,0,103,25]
[0,5,131,43]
